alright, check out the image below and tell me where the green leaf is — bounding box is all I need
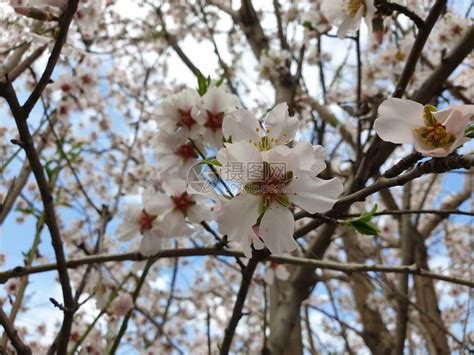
[199,159,222,167]
[215,78,224,87]
[197,72,208,96]
[345,204,380,235]
[357,204,378,223]
[464,124,474,138]
[349,220,380,236]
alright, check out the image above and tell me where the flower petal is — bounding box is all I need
[217,194,261,244]
[140,230,163,256]
[259,203,297,255]
[275,265,290,280]
[143,192,173,216]
[265,103,299,146]
[223,109,261,144]
[292,141,327,175]
[375,99,425,144]
[287,176,343,214]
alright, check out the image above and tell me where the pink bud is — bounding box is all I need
[112,293,134,316]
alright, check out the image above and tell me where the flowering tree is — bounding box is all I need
[0,0,473,354]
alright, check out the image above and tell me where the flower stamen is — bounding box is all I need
[137,211,156,233]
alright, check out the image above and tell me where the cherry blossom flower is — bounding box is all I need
[216,107,343,255]
[117,191,168,257]
[321,0,375,39]
[111,293,134,316]
[264,262,290,284]
[377,215,397,238]
[153,130,202,180]
[146,179,216,237]
[195,86,240,147]
[75,0,104,39]
[5,278,20,295]
[374,98,474,157]
[257,48,291,80]
[154,88,201,135]
[222,102,299,151]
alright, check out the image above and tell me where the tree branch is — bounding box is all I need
[22,0,79,115]
[0,81,75,354]
[1,247,472,288]
[0,306,32,355]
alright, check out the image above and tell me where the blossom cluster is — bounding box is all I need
[117,84,344,258]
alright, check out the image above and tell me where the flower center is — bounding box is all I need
[347,0,364,17]
[137,211,156,233]
[61,83,72,92]
[178,109,196,129]
[205,110,225,132]
[244,164,292,208]
[414,123,455,148]
[171,192,195,215]
[81,74,93,85]
[413,106,456,149]
[175,142,197,160]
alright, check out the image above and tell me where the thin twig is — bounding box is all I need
[1,247,472,288]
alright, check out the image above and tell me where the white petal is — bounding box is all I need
[264,146,300,176]
[240,228,265,258]
[292,142,327,175]
[265,103,299,145]
[259,204,297,255]
[223,109,261,143]
[143,192,173,216]
[275,265,290,280]
[218,141,262,183]
[139,231,162,257]
[217,194,261,244]
[374,99,425,144]
[287,176,343,214]
[200,86,240,114]
[163,179,187,195]
[166,210,188,236]
[378,98,424,125]
[442,109,470,137]
[337,14,360,38]
[219,141,262,164]
[117,221,139,241]
[187,204,213,223]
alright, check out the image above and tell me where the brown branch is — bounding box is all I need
[0,306,32,355]
[220,250,266,354]
[377,1,425,28]
[295,154,474,237]
[0,81,75,354]
[1,247,473,287]
[155,6,202,78]
[419,174,473,238]
[22,1,79,115]
[394,183,414,354]
[392,0,446,98]
[272,0,289,50]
